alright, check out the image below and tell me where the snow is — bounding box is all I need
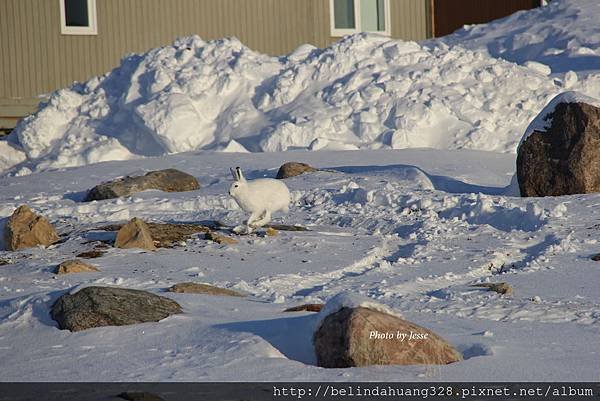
[433,0,600,76]
[315,292,402,328]
[1,0,600,384]
[519,90,600,147]
[4,27,600,176]
[1,148,600,381]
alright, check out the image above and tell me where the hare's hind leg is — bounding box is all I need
[251,210,271,228]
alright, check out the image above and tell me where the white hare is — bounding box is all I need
[229,167,290,232]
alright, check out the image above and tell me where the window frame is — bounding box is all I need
[59,0,98,35]
[329,0,391,37]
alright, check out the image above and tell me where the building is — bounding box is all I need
[0,0,541,131]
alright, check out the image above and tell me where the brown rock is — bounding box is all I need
[205,231,238,245]
[265,227,279,237]
[115,218,156,250]
[470,282,513,295]
[168,282,243,297]
[85,169,199,201]
[96,222,209,248]
[591,253,600,261]
[276,162,318,179]
[517,100,600,196]
[3,205,59,251]
[56,259,99,274]
[314,307,462,368]
[76,249,106,259]
[51,286,182,332]
[284,303,324,312]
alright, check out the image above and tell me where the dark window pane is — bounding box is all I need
[334,0,355,29]
[64,0,89,27]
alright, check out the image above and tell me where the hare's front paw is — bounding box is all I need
[233,224,253,235]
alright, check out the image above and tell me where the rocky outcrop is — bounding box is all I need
[56,259,99,274]
[115,218,156,250]
[517,92,600,196]
[85,169,200,201]
[284,303,324,312]
[276,162,318,179]
[3,205,59,251]
[51,286,182,331]
[470,282,513,295]
[314,307,462,368]
[168,282,243,297]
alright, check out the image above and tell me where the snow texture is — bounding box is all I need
[315,292,402,329]
[434,0,600,75]
[4,27,600,176]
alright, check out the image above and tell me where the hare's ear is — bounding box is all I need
[236,167,246,182]
[230,167,239,181]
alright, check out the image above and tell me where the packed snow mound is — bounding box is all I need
[4,33,600,175]
[520,91,600,147]
[316,292,402,329]
[433,0,600,75]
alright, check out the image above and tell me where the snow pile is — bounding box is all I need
[316,292,402,328]
[434,0,600,75]
[6,32,599,175]
[520,91,600,146]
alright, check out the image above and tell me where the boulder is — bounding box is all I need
[96,222,209,248]
[115,218,156,250]
[3,205,59,251]
[85,169,199,201]
[76,249,106,259]
[276,162,318,179]
[517,92,600,196]
[56,259,99,274]
[168,282,243,297]
[51,286,182,332]
[314,307,462,368]
[118,392,165,401]
[265,227,278,237]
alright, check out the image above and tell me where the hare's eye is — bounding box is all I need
[234,184,239,188]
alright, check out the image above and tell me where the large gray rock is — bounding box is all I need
[276,162,318,179]
[3,205,59,251]
[314,307,462,368]
[517,95,600,196]
[85,169,199,201]
[51,286,182,331]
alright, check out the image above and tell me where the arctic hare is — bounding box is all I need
[229,167,290,232]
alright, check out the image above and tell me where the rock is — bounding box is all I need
[51,286,182,332]
[168,282,243,297]
[76,249,106,259]
[3,205,59,251]
[118,392,165,401]
[591,253,600,261]
[115,218,156,250]
[97,222,209,248]
[0,259,9,266]
[56,259,99,274]
[276,162,318,179]
[314,307,462,368]
[517,93,600,196]
[205,231,238,245]
[266,224,310,232]
[470,282,513,295]
[265,227,278,237]
[85,169,199,201]
[284,303,323,312]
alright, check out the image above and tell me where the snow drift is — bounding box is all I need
[3,28,600,175]
[434,0,600,75]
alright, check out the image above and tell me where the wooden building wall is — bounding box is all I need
[0,0,430,124]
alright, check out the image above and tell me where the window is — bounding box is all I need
[330,0,391,37]
[60,0,97,35]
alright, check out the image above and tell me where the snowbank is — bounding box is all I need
[433,0,600,75]
[520,91,600,147]
[4,29,600,175]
